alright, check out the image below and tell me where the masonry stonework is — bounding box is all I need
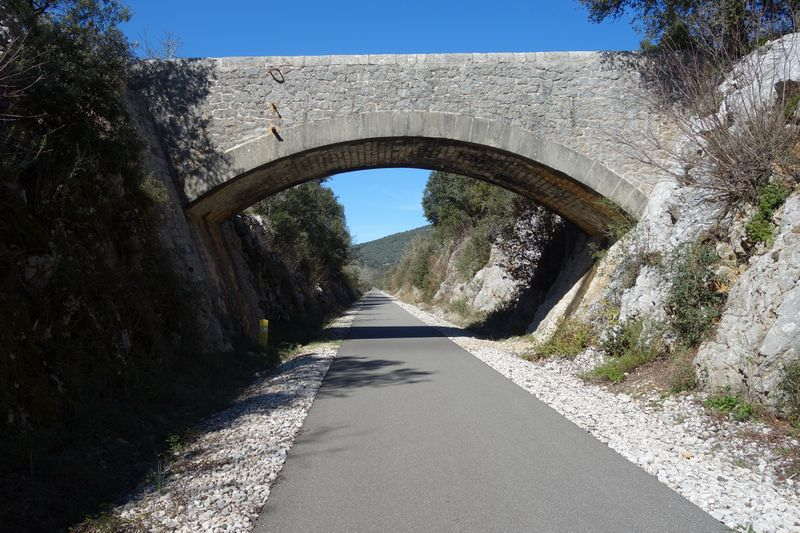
[142,52,675,233]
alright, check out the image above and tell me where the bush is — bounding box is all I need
[781,359,800,423]
[705,391,756,421]
[447,298,470,317]
[387,233,443,302]
[600,317,646,357]
[528,318,595,360]
[667,347,699,393]
[745,182,792,246]
[455,223,492,280]
[603,12,800,208]
[253,180,352,284]
[590,318,665,382]
[664,242,726,346]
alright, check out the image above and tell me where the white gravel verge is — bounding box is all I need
[391,295,800,533]
[114,310,356,532]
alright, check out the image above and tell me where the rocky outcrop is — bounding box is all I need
[432,243,522,314]
[528,177,799,415]
[227,214,356,326]
[531,182,726,329]
[398,207,580,335]
[695,193,800,409]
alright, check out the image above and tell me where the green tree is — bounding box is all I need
[579,0,798,53]
[1,0,139,232]
[421,171,517,236]
[253,180,352,282]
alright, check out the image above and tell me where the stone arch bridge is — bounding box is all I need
[141,51,673,236]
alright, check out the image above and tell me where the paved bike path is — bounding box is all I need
[255,292,726,532]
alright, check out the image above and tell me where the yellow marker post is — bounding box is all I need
[258,319,270,349]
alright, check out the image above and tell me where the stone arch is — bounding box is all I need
[186,111,647,235]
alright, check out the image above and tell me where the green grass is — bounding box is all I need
[527,318,595,360]
[588,318,664,383]
[589,347,661,382]
[704,392,756,421]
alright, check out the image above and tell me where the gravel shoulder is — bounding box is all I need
[110,309,357,532]
[390,294,800,533]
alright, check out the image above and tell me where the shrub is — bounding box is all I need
[667,346,699,393]
[705,391,755,421]
[447,298,471,318]
[528,318,595,360]
[664,242,726,346]
[781,359,800,423]
[781,81,800,123]
[455,223,492,280]
[604,16,800,208]
[745,182,792,246]
[590,318,665,382]
[387,233,444,303]
[601,317,646,357]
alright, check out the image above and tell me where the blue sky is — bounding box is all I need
[122,0,639,243]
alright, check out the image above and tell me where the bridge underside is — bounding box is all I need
[188,137,635,235]
[185,113,648,236]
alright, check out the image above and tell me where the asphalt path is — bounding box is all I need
[255,292,727,532]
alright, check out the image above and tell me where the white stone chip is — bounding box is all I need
[113,311,356,532]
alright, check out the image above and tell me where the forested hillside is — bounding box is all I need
[350,225,432,287]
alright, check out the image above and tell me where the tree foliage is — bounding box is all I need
[422,171,519,235]
[253,180,352,283]
[391,171,544,295]
[580,0,798,53]
[352,226,433,270]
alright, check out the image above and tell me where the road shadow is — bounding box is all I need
[318,356,432,398]
[326,325,469,339]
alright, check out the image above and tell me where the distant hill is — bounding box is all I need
[353,225,433,269]
[350,225,432,286]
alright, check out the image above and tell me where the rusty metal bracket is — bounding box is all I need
[267,67,285,83]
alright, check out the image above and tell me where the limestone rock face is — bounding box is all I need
[425,207,572,328]
[695,193,800,408]
[719,33,800,118]
[561,181,725,328]
[432,242,523,315]
[462,245,522,313]
[530,178,799,414]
